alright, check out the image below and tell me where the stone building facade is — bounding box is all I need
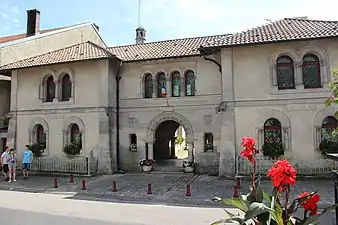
[1,17,338,175]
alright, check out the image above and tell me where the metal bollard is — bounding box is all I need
[185,184,191,197]
[233,185,239,198]
[81,180,86,190]
[147,183,152,195]
[235,176,241,188]
[70,172,74,184]
[53,178,58,189]
[112,181,117,192]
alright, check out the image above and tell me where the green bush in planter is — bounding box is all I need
[63,142,81,156]
[30,142,45,157]
[319,139,338,154]
[261,142,284,158]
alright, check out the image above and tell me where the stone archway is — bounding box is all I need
[146,112,194,161]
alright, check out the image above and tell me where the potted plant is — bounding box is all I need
[130,143,137,152]
[211,136,338,225]
[30,142,45,157]
[262,141,284,158]
[63,139,81,158]
[204,142,213,152]
[182,160,194,173]
[319,139,338,155]
[138,159,155,172]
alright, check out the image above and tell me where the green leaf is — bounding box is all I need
[272,200,284,225]
[263,191,272,203]
[224,198,248,212]
[243,202,273,222]
[255,186,264,203]
[302,203,338,225]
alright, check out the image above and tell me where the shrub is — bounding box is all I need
[262,142,284,158]
[30,142,45,157]
[63,142,81,156]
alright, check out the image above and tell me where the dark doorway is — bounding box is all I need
[154,120,182,161]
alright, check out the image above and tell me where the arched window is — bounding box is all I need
[276,56,295,89]
[61,74,72,101]
[36,125,45,143]
[144,74,153,98]
[321,116,338,141]
[302,54,321,89]
[70,124,82,149]
[156,72,166,98]
[185,70,195,96]
[171,72,181,97]
[45,75,55,102]
[33,124,46,151]
[263,118,282,145]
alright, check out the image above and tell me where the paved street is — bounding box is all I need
[0,190,336,225]
[0,191,230,225]
[0,173,335,208]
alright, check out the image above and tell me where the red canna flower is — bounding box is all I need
[240,136,259,164]
[298,192,320,216]
[267,160,297,190]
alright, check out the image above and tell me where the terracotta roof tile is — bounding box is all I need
[0,41,115,71]
[203,18,338,48]
[108,34,230,61]
[0,27,67,44]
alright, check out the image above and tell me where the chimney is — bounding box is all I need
[26,9,40,37]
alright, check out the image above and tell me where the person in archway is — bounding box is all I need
[22,145,33,180]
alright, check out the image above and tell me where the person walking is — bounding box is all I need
[22,145,33,180]
[7,148,17,182]
[1,146,9,181]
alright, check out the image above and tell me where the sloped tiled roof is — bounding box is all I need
[0,27,69,44]
[203,18,338,48]
[0,41,115,71]
[108,34,230,61]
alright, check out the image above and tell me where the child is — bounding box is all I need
[7,149,17,182]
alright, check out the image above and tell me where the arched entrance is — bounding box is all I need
[153,120,187,160]
[146,112,194,171]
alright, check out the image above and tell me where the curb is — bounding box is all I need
[0,185,334,209]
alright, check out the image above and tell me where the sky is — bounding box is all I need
[1,0,338,46]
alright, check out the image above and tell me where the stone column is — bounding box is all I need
[97,108,116,174]
[148,142,154,159]
[187,142,193,161]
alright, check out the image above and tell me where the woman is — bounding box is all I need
[7,148,17,182]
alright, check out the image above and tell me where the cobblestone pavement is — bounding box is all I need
[0,173,336,209]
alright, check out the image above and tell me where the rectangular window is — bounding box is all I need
[204,133,214,152]
[130,134,137,151]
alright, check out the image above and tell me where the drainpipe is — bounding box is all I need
[231,47,238,176]
[115,60,122,171]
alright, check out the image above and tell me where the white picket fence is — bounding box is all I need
[237,155,338,176]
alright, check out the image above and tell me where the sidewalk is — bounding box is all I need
[0,173,335,208]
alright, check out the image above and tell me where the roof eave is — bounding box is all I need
[122,54,202,63]
[0,56,115,74]
[202,35,338,49]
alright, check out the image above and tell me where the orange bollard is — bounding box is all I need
[147,183,152,195]
[70,172,74,184]
[112,181,117,192]
[81,180,86,190]
[233,185,239,198]
[185,184,191,197]
[53,178,58,188]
